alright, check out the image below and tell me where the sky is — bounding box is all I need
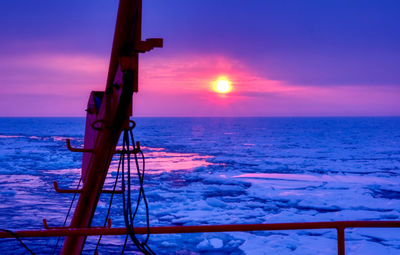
[0,0,399,117]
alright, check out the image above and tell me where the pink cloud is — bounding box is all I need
[0,53,107,95]
[1,52,398,116]
[3,53,107,74]
[135,54,400,116]
[139,54,291,95]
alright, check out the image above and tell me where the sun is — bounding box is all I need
[213,77,232,94]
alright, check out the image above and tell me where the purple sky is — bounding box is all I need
[0,0,399,116]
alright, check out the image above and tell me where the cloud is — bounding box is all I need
[0,53,108,95]
[1,52,398,116]
[140,54,297,95]
[135,54,400,116]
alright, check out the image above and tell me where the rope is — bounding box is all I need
[94,154,123,253]
[129,129,151,245]
[0,229,35,254]
[122,130,145,253]
[120,127,154,255]
[52,177,82,255]
[0,125,154,255]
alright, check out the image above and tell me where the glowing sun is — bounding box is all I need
[213,77,232,94]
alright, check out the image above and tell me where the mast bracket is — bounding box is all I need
[66,139,95,153]
[66,139,138,154]
[43,218,112,230]
[134,38,163,53]
[53,181,123,194]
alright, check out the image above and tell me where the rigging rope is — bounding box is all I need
[94,153,123,253]
[121,127,154,255]
[0,229,35,254]
[52,177,82,255]
[95,122,154,255]
[0,122,153,254]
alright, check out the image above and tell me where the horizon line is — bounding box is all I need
[1,115,399,118]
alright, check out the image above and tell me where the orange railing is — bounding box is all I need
[1,221,400,255]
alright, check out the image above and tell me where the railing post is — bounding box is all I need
[337,227,345,255]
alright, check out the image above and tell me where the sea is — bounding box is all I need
[0,117,399,254]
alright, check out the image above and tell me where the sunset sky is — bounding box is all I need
[0,0,399,116]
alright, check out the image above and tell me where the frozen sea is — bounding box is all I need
[0,117,400,254]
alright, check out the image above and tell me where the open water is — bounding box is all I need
[0,117,399,254]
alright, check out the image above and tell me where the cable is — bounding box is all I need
[128,129,154,254]
[120,127,154,255]
[129,129,151,245]
[52,177,82,255]
[122,132,147,254]
[126,134,147,253]
[94,154,123,254]
[0,229,35,254]
[121,130,144,253]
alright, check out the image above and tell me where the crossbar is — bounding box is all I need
[1,221,399,255]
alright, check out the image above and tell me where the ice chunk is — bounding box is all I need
[196,238,224,250]
[209,238,223,249]
[196,239,210,250]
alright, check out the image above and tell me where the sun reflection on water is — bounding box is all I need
[108,146,213,175]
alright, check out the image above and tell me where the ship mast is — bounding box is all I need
[61,0,162,253]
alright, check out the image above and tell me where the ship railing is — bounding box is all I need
[1,221,399,255]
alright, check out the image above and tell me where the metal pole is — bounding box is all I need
[337,227,345,255]
[1,221,399,238]
[60,1,141,254]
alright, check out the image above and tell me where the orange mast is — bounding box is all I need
[61,0,162,253]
